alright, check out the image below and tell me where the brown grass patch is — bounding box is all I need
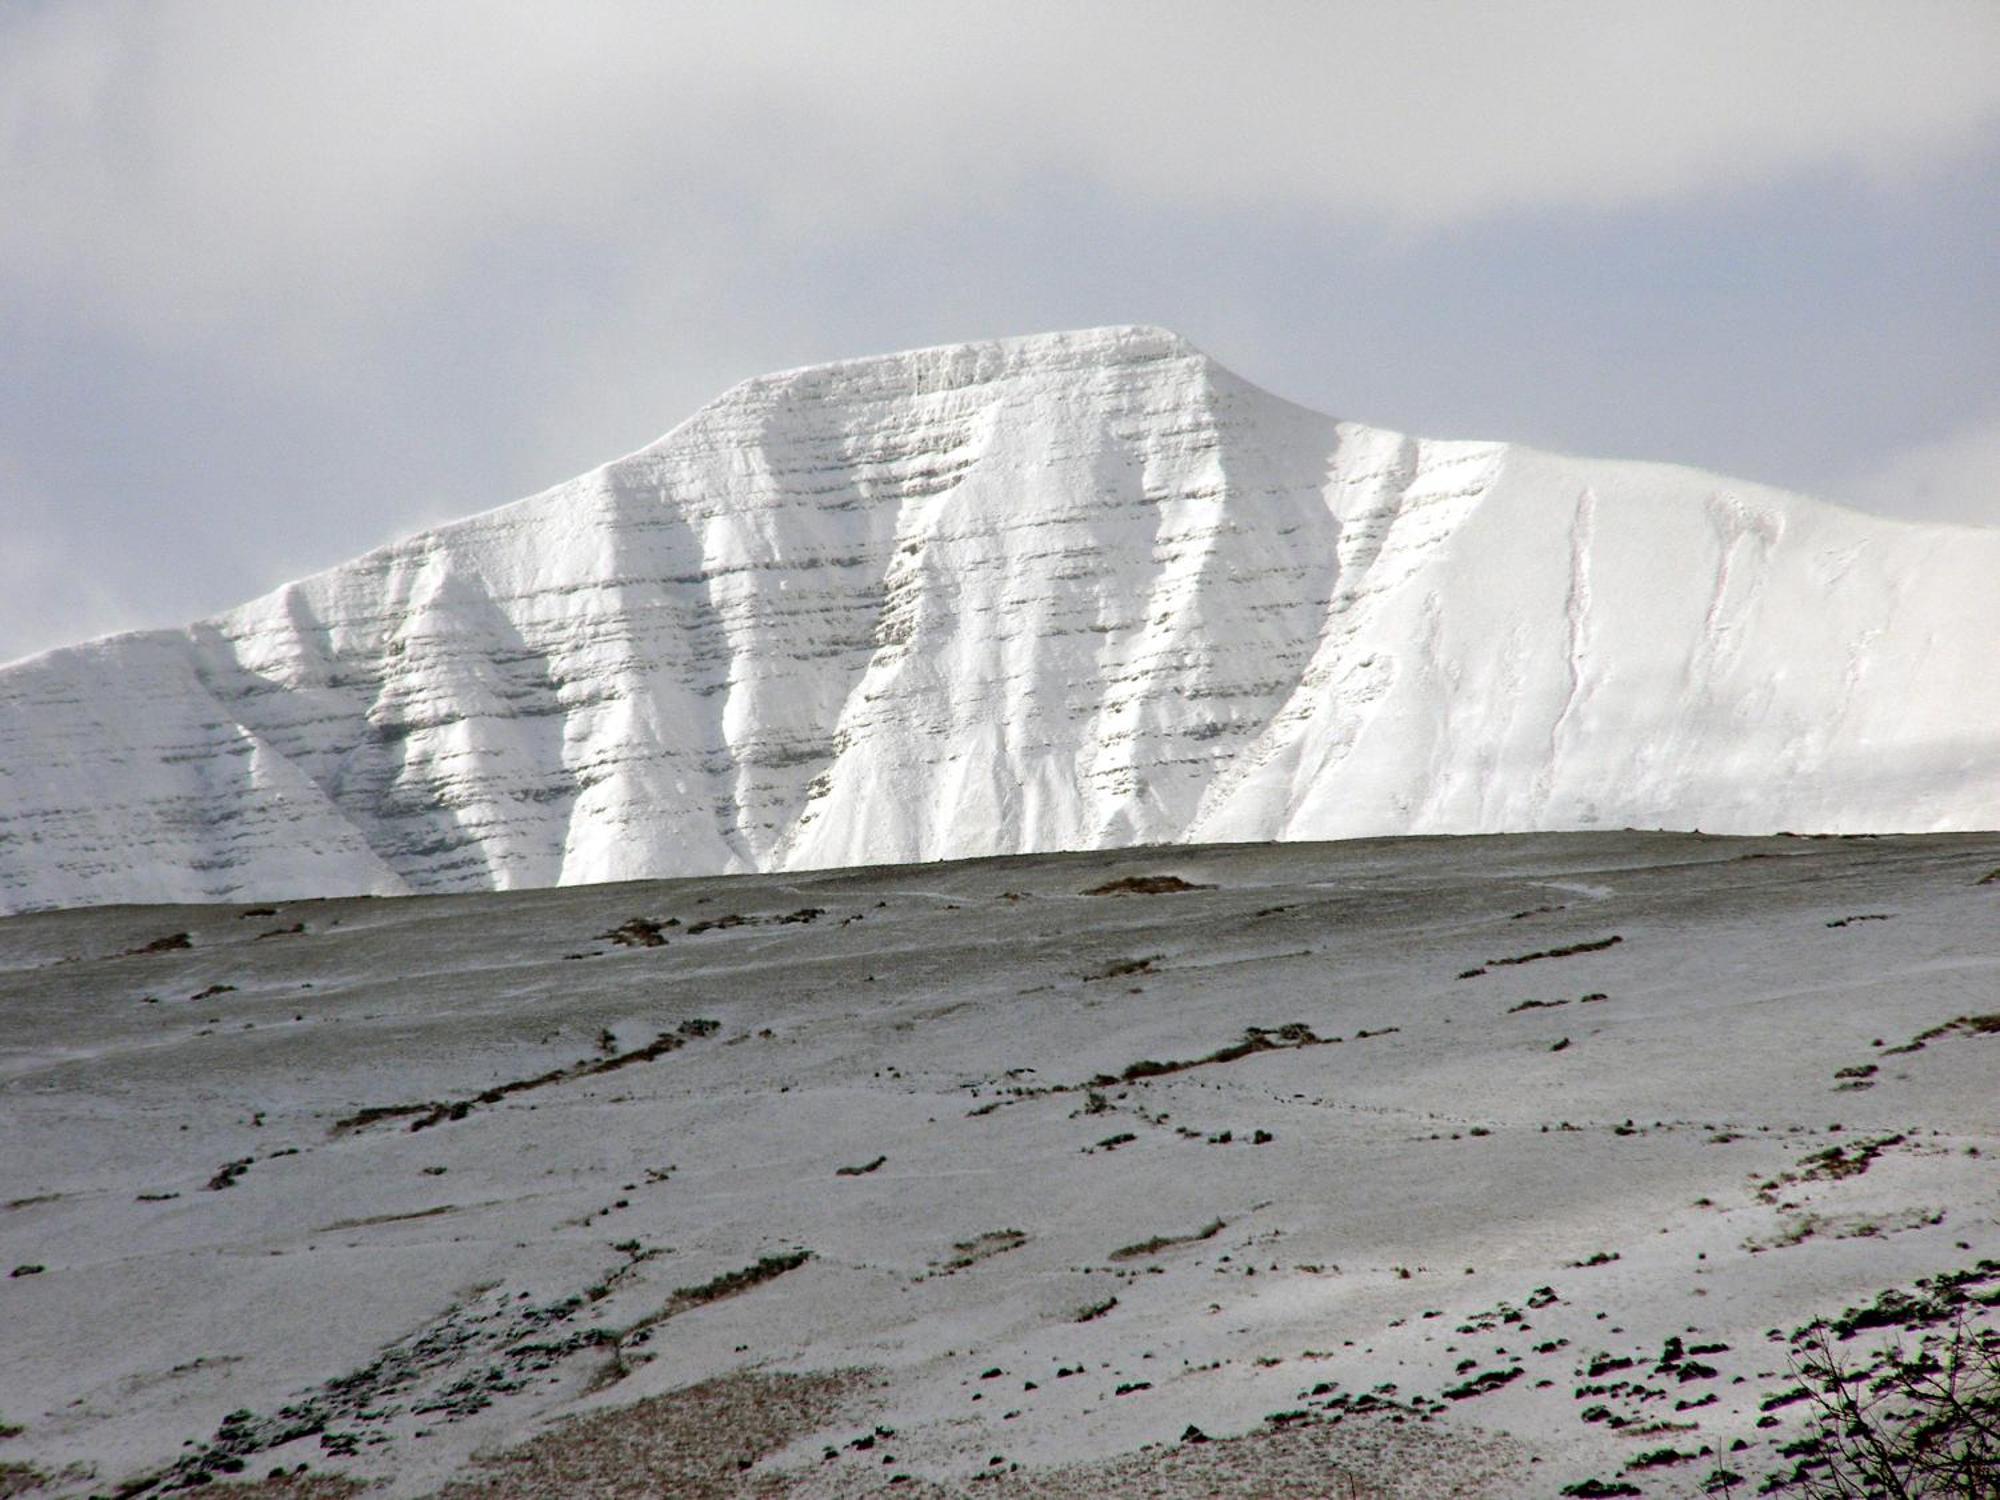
[884,1409,1529,1498]
[430,1369,868,1499]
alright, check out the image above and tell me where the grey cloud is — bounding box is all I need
[5,1,1997,350]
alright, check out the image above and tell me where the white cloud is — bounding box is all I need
[1841,408,2000,528]
[2,0,1996,359]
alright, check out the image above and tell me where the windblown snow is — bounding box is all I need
[4,325,1998,912]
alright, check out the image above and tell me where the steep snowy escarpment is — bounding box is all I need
[3,325,1998,911]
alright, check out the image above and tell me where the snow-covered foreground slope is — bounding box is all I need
[6,326,2000,914]
[1,833,1996,1497]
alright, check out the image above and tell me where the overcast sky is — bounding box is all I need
[4,1,1997,664]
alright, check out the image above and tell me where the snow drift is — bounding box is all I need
[4,325,1997,911]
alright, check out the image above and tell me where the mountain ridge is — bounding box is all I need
[5,325,1998,912]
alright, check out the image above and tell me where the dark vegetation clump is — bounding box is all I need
[330,1026,719,1136]
[1756,1135,1905,1202]
[205,1158,253,1191]
[1822,1261,1998,1341]
[685,913,750,935]
[668,1251,811,1311]
[1883,1013,2000,1055]
[1110,1218,1226,1261]
[1083,956,1157,983]
[329,1103,434,1134]
[602,917,672,947]
[1760,1310,1999,1496]
[681,907,824,936]
[1090,1023,1322,1087]
[129,932,192,955]
[1083,875,1213,896]
[1488,935,1623,969]
[598,1251,814,1384]
[932,1230,1027,1274]
[1441,1366,1522,1400]
[407,1033,688,1132]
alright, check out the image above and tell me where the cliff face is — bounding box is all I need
[5,325,1998,911]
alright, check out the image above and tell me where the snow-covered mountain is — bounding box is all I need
[4,324,1998,912]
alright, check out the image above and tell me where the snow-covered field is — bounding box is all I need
[7,326,2000,914]
[2,831,1994,1497]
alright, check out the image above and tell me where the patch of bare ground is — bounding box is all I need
[431,1370,869,1499]
[893,1414,1528,1499]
